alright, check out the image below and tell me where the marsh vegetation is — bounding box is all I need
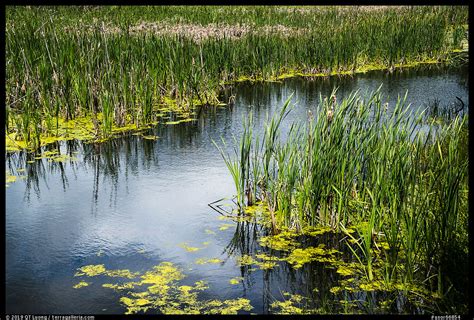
[5,6,468,150]
[5,5,469,316]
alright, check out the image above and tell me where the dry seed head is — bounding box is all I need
[327,109,334,122]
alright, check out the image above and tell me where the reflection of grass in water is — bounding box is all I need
[74,262,252,314]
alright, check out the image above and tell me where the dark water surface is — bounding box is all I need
[5,65,469,314]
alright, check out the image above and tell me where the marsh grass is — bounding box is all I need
[217,87,468,306]
[5,6,468,150]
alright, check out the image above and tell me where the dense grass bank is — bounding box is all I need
[215,88,468,312]
[5,6,468,150]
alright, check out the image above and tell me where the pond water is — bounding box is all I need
[5,65,469,314]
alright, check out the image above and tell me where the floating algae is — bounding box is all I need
[165,118,196,125]
[258,231,300,251]
[75,264,107,277]
[283,244,341,269]
[141,135,159,140]
[32,150,78,163]
[6,171,18,187]
[301,225,333,237]
[329,286,342,294]
[179,243,202,252]
[218,223,234,231]
[335,263,360,277]
[105,269,140,279]
[74,262,252,314]
[75,264,139,279]
[236,253,282,270]
[229,277,244,285]
[195,258,222,265]
[73,281,90,289]
[236,255,256,266]
[270,293,311,315]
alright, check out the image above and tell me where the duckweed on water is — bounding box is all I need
[74,262,252,314]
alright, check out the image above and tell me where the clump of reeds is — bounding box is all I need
[217,87,468,303]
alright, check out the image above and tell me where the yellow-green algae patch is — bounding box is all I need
[283,244,341,269]
[102,282,140,290]
[75,264,107,277]
[236,254,256,266]
[229,277,244,285]
[335,263,360,277]
[141,135,159,140]
[179,243,202,252]
[47,154,78,163]
[73,281,90,289]
[6,171,20,187]
[221,53,466,89]
[301,225,333,237]
[195,258,223,265]
[236,253,281,270]
[106,269,140,279]
[258,230,300,251]
[74,261,252,314]
[270,293,311,315]
[165,118,196,125]
[218,223,234,231]
[75,264,139,279]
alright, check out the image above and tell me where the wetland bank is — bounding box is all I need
[5,6,470,315]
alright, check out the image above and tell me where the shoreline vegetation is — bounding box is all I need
[215,88,468,313]
[5,6,468,151]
